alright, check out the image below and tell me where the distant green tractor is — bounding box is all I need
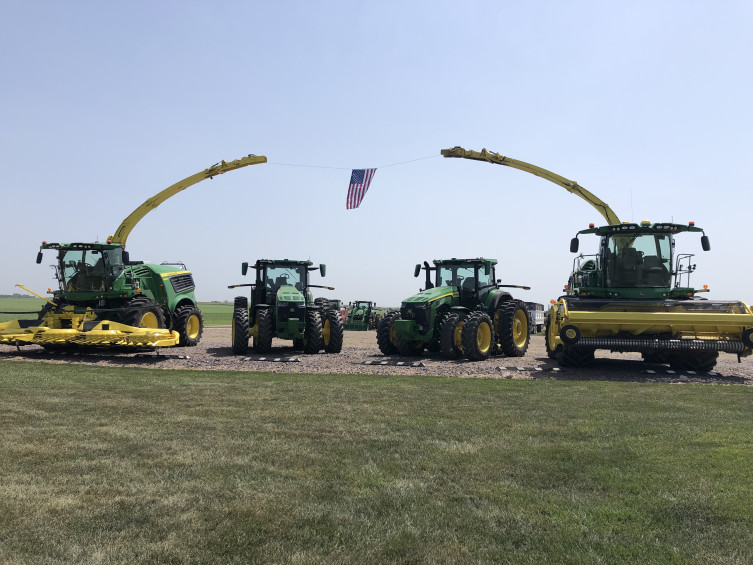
[230,259,343,354]
[345,300,377,330]
[377,258,531,361]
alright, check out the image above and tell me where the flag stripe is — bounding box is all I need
[346,168,376,209]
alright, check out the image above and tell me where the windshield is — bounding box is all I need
[60,247,124,291]
[605,233,672,288]
[436,264,488,291]
[265,264,306,292]
[356,301,370,309]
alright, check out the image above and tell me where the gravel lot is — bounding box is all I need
[2,327,751,385]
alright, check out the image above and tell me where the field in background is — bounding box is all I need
[1,360,751,563]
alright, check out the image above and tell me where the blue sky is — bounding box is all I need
[2,1,751,307]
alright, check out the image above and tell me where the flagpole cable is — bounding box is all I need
[267,154,439,170]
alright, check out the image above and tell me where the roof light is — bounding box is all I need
[689,221,695,226]
[641,220,651,226]
[703,284,708,289]
[589,223,595,228]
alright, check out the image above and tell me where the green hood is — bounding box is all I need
[402,285,458,305]
[276,285,305,303]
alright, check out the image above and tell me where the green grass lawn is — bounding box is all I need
[1,361,751,564]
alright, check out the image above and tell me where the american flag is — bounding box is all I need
[346,168,376,209]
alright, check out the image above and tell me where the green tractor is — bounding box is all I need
[345,300,377,330]
[230,259,344,355]
[29,244,203,347]
[377,258,532,361]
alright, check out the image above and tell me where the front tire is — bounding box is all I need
[231,306,250,354]
[668,351,718,372]
[377,311,400,355]
[254,308,274,353]
[303,310,323,354]
[122,296,165,329]
[439,312,465,359]
[174,304,203,346]
[544,313,561,359]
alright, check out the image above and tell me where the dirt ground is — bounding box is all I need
[1,328,751,386]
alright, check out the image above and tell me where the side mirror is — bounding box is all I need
[36,251,43,264]
[241,262,248,276]
[570,238,580,253]
[122,250,130,264]
[414,264,421,278]
[701,235,710,251]
[320,264,326,277]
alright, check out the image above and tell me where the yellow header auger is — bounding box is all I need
[442,146,753,371]
[1,154,266,350]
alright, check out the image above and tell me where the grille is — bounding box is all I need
[170,273,195,294]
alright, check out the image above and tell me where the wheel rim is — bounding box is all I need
[513,310,527,348]
[140,311,159,328]
[477,321,492,353]
[390,322,398,346]
[322,318,331,345]
[186,314,201,339]
[454,320,464,351]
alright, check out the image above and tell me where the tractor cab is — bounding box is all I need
[568,221,710,300]
[244,259,324,311]
[37,242,133,298]
[417,258,499,308]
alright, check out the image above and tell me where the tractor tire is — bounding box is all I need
[544,313,561,359]
[293,339,304,350]
[462,311,494,361]
[642,351,669,364]
[254,308,274,353]
[557,345,595,367]
[668,351,718,372]
[122,296,165,329]
[234,296,248,311]
[439,312,464,359]
[377,311,400,355]
[174,304,204,347]
[303,310,323,354]
[322,309,344,353]
[231,306,250,355]
[396,336,424,356]
[496,300,530,357]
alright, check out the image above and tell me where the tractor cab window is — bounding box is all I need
[437,265,476,290]
[61,249,107,291]
[605,234,671,288]
[265,265,306,293]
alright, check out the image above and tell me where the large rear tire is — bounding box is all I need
[122,296,165,329]
[174,304,204,347]
[377,311,400,355]
[322,309,344,353]
[254,308,274,353]
[496,300,530,357]
[303,310,323,354]
[462,311,494,361]
[439,312,464,359]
